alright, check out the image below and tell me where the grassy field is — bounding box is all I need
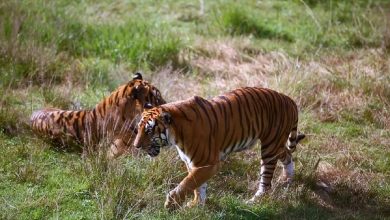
[1,0,389,219]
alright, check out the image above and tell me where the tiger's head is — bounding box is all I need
[126,72,166,108]
[110,72,167,125]
[133,107,172,157]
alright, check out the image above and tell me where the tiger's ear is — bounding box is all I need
[144,103,153,109]
[133,72,143,80]
[160,112,171,125]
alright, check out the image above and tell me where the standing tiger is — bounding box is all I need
[31,73,166,158]
[133,87,305,210]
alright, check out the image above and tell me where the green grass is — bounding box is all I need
[56,20,183,67]
[1,0,390,219]
[218,4,294,42]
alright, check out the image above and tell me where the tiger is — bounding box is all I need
[30,73,166,158]
[133,87,305,210]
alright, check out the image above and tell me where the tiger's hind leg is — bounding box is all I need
[279,151,294,184]
[280,128,305,183]
[247,142,282,204]
[247,159,278,204]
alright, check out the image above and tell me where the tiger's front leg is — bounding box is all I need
[108,132,142,159]
[165,164,219,210]
[107,138,132,159]
[187,183,207,207]
[181,160,208,207]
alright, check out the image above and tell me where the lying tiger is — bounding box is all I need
[31,73,166,158]
[134,87,305,210]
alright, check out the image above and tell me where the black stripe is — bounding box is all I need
[58,111,65,124]
[176,106,192,121]
[204,100,218,134]
[235,139,246,151]
[259,89,274,140]
[230,93,244,133]
[203,100,219,163]
[227,142,237,154]
[113,91,119,105]
[189,105,200,118]
[236,90,254,139]
[218,96,234,117]
[194,97,212,128]
[217,97,231,151]
[231,92,247,151]
[79,111,86,132]
[247,88,265,138]
[119,86,125,98]
[214,99,224,115]
[194,96,213,162]
[218,95,238,152]
[102,101,107,115]
[97,105,103,117]
[68,111,74,119]
[245,88,261,133]
[73,117,81,141]
[92,109,97,120]
[224,128,235,154]
[63,120,67,134]
[261,124,282,154]
[261,170,275,175]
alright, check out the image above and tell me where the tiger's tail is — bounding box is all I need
[30,108,64,137]
[286,126,305,153]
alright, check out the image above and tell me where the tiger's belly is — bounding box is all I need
[219,138,258,161]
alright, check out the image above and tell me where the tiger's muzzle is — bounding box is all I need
[147,132,169,157]
[147,144,161,157]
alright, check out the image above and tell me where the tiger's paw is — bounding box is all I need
[186,200,197,208]
[186,198,205,208]
[246,196,259,205]
[246,193,264,205]
[246,187,269,204]
[164,190,185,211]
[279,175,293,185]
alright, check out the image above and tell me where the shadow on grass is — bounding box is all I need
[291,172,390,219]
[204,169,389,219]
[207,195,334,220]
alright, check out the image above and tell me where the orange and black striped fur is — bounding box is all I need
[134,87,305,210]
[31,73,166,158]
